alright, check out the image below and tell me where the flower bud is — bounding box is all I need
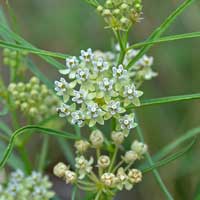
[30,77,40,85]
[128,169,142,184]
[120,17,129,25]
[97,5,104,13]
[53,162,68,178]
[21,102,29,111]
[74,140,90,153]
[111,131,124,145]
[131,140,147,158]
[113,9,120,16]
[98,155,110,168]
[105,0,112,7]
[8,83,16,92]
[102,9,112,17]
[29,107,38,116]
[90,129,104,148]
[120,3,129,10]
[123,150,138,163]
[64,170,77,184]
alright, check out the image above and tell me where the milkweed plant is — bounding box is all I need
[0,0,199,199]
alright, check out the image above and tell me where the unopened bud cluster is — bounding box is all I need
[54,129,147,194]
[8,77,60,121]
[0,170,54,200]
[3,48,27,69]
[54,47,156,136]
[97,0,143,30]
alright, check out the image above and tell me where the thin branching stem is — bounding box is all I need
[136,123,174,200]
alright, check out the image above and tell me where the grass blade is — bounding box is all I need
[154,127,200,161]
[127,0,196,68]
[0,125,80,169]
[142,138,196,173]
[128,32,200,50]
[0,39,67,59]
[128,93,200,109]
[0,141,25,170]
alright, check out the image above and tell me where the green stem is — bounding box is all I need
[38,135,49,172]
[96,148,102,177]
[136,123,174,200]
[115,31,126,65]
[112,160,124,173]
[94,191,102,200]
[18,145,32,174]
[108,146,118,172]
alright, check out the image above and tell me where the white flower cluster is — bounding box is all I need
[54,129,147,193]
[55,47,156,134]
[0,170,54,200]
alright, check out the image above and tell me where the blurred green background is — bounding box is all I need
[1,0,200,199]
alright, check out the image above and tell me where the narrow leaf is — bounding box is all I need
[0,125,80,169]
[127,0,196,68]
[128,32,200,49]
[141,138,196,173]
[128,93,200,109]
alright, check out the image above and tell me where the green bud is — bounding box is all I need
[3,57,9,65]
[10,51,17,59]
[21,102,29,111]
[29,107,38,116]
[113,9,120,15]
[30,76,40,85]
[97,5,104,13]
[3,48,11,56]
[102,9,112,17]
[105,0,112,7]
[120,3,129,10]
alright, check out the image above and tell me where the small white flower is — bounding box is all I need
[54,77,68,96]
[72,89,88,104]
[93,57,109,72]
[76,68,90,82]
[59,57,79,75]
[119,114,137,135]
[126,49,139,59]
[112,64,128,79]
[75,156,93,179]
[143,68,158,80]
[116,168,132,191]
[86,103,103,119]
[99,78,114,92]
[124,84,143,100]
[10,169,24,182]
[80,48,94,62]
[139,55,154,67]
[71,110,85,127]
[107,100,124,115]
[57,103,71,117]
